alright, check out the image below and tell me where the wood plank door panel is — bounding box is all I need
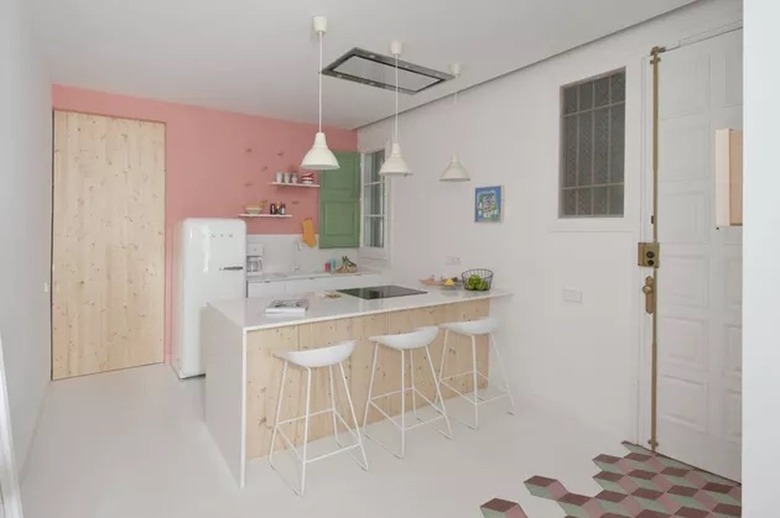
[52,111,165,379]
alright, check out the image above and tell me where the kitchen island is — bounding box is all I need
[201,286,511,487]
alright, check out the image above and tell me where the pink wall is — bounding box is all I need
[52,85,357,360]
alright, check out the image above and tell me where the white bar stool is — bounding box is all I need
[269,340,368,496]
[437,317,516,429]
[362,326,453,458]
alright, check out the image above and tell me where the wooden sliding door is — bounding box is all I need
[52,111,165,379]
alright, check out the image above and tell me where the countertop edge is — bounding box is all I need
[237,291,512,333]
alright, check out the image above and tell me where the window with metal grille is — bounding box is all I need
[560,69,626,217]
[362,150,386,248]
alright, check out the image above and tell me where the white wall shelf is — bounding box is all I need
[269,182,320,188]
[238,214,293,219]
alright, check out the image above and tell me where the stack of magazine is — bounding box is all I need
[265,298,309,315]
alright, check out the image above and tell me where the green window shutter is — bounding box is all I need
[319,151,360,248]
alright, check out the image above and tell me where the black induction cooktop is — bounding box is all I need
[337,285,427,300]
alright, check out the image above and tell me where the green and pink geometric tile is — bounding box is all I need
[481,441,741,517]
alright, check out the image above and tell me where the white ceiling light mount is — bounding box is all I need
[379,39,412,177]
[440,63,471,182]
[301,15,340,171]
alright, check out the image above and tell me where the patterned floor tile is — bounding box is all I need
[480,497,528,518]
[513,443,741,517]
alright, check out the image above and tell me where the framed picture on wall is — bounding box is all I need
[474,185,503,222]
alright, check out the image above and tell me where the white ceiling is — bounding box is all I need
[30,0,697,129]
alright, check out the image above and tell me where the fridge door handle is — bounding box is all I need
[220,265,245,271]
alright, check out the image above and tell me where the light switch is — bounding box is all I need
[562,288,582,304]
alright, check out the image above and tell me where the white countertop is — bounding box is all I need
[209,287,512,332]
[246,270,380,283]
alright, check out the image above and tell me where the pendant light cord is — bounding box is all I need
[394,53,399,144]
[318,30,323,133]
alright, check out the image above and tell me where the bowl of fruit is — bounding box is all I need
[461,269,493,291]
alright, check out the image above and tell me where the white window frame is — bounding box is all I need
[360,147,390,261]
[558,68,627,219]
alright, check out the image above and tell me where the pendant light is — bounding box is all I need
[379,40,412,177]
[440,63,471,182]
[301,16,339,171]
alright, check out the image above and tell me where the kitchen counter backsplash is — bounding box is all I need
[247,234,358,275]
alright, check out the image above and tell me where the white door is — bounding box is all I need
[650,29,742,480]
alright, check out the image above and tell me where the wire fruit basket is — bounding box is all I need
[461,269,493,291]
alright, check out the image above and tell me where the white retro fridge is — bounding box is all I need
[172,218,246,379]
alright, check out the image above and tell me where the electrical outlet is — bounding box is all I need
[445,256,461,266]
[562,288,582,304]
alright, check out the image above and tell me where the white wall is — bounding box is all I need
[359,0,742,439]
[742,0,780,514]
[0,0,53,473]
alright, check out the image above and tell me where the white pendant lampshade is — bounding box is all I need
[302,132,339,170]
[440,154,470,181]
[380,40,412,177]
[302,16,340,171]
[379,142,411,176]
[440,63,471,182]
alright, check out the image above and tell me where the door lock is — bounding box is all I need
[642,275,656,314]
[638,242,660,268]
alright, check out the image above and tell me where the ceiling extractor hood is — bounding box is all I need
[321,47,454,95]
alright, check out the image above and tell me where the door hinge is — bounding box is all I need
[637,242,660,268]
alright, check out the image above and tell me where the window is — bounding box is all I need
[362,150,386,249]
[560,69,626,217]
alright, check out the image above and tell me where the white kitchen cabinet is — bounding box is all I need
[247,280,286,298]
[247,272,387,299]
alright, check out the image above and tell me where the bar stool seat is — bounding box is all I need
[440,317,499,336]
[438,317,516,429]
[363,326,453,458]
[269,340,368,496]
[275,341,355,368]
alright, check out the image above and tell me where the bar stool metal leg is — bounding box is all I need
[269,359,288,471]
[362,343,379,429]
[471,336,480,429]
[425,344,453,439]
[489,333,516,414]
[299,367,312,496]
[338,361,369,470]
[437,329,450,389]
[329,365,341,447]
[399,349,406,458]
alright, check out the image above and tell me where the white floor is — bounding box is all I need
[21,364,627,518]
